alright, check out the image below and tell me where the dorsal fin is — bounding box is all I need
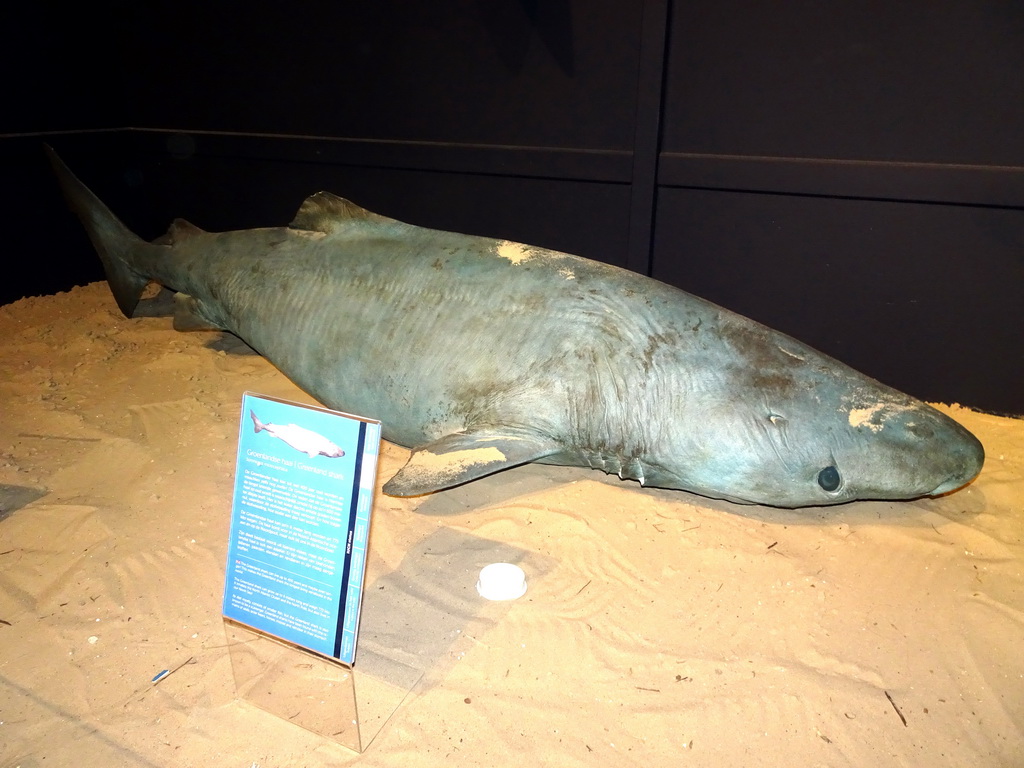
[289,191,397,234]
[154,218,206,246]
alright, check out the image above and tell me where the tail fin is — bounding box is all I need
[46,145,151,317]
[250,410,266,433]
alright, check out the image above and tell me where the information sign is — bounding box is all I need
[222,392,381,664]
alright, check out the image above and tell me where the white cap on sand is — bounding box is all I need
[476,563,527,601]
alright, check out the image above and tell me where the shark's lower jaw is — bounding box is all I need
[928,475,971,497]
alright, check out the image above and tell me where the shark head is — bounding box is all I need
[677,388,984,508]
[645,322,985,508]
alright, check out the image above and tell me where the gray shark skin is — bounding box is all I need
[47,147,984,507]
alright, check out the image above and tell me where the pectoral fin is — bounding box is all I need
[382,427,561,496]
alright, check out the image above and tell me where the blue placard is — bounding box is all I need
[222,392,381,665]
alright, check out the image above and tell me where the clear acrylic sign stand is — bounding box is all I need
[223,619,421,752]
[221,393,410,752]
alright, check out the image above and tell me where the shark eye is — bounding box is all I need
[817,465,841,492]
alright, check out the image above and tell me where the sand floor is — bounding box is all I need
[1,282,1021,767]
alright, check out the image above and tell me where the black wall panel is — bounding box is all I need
[4,5,123,133]
[112,0,643,149]
[662,1,1024,166]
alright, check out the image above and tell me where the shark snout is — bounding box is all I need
[926,422,985,497]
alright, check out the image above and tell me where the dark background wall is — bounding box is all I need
[4,0,1022,415]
